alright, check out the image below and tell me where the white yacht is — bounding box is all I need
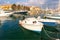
[45,13,60,20]
[37,16,58,26]
[19,17,43,32]
[11,10,27,18]
[13,10,27,15]
[0,9,13,17]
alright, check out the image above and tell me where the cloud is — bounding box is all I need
[7,1,10,4]
[25,0,46,6]
[16,1,28,5]
[28,0,45,4]
[16,0,46,6]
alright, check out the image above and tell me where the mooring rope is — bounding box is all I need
[43,26,60,40]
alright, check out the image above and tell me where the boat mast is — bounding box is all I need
[57,0,60,10]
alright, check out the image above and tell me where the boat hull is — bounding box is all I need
[37,18,58,26]
[0,12,13,17]
[19,22,43,33]
[46,16,60,19]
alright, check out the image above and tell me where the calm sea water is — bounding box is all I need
[0,17,60,40]
[0,17,41,40]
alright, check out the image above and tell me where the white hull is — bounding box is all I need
[46,16,60,19]
[37,16,57,22]
[37,16,58,26]
[20,23,43,32]
[0,9,13,17]
[0,12,13,17]
[45,13,60,19]
[19,18,43,32]
[0,14,9,17]
[37,18,57,22]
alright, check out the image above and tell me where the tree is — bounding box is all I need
[17,5,20,10]
[11,4,16,10]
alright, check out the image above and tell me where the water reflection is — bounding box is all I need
[0,17,40,39]
[0,17,12,26]
[0,16,60,40]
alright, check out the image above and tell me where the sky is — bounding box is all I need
[0,0,46,5]
[0,0,60,9]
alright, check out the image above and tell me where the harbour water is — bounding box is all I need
[0,17,60,40]
[0,17,41,40]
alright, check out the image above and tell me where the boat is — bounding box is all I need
[0,9,13,17]
[19,17,43,33]
[37,16,58,26]
[11,10,28,18]
[45,13,60,20]
[13,10,27,15]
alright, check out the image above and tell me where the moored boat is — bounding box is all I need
[0,9,13,17]
[19,17,43,33]
[45,13,60,20]
[37,16,58,26]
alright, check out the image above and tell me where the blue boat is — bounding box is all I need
[37,16,58,26]
[42,22,57,26]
